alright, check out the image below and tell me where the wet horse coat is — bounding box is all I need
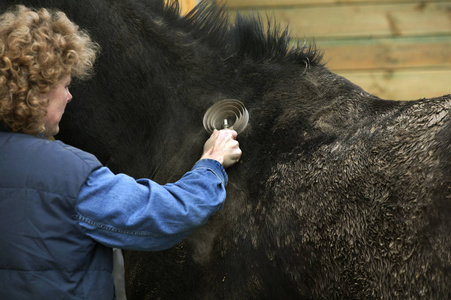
[1,0,450,298]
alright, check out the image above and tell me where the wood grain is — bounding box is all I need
[223,0,451,99]
[228,2,451,38]
[315,35,451,71]
[338,68,451,100]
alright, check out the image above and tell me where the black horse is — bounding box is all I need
[2,0,450,298]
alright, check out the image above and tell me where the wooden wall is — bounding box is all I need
[179,0,197,15]
[223,0,451,100]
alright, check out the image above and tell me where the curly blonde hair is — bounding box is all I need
[0,5,99,134]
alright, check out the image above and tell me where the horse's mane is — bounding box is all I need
[157,0,323,66]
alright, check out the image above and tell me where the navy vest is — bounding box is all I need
[0,132,115,299]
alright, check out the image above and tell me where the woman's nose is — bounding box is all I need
[67,89,73,103]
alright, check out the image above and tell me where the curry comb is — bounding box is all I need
[203,99,249,134]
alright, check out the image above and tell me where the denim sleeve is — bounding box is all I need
[75,159,227,251]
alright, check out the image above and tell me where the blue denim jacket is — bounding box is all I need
[76,159,228,251]
[1,130,228,299]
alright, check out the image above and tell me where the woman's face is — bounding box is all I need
[42,74,72,138]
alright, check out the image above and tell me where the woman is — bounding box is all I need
[0,5,241,299]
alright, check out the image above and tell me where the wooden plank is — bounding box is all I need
[228,2,451,38]
[165,0,196,15]
[180,0,197,15]
[312,35,451,71]
[224,1,451,101]
[338,68,451,100]
[225,0,448,9]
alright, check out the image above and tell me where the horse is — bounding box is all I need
[2,0,450,298]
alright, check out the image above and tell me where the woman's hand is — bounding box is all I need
[201,129,242,168]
